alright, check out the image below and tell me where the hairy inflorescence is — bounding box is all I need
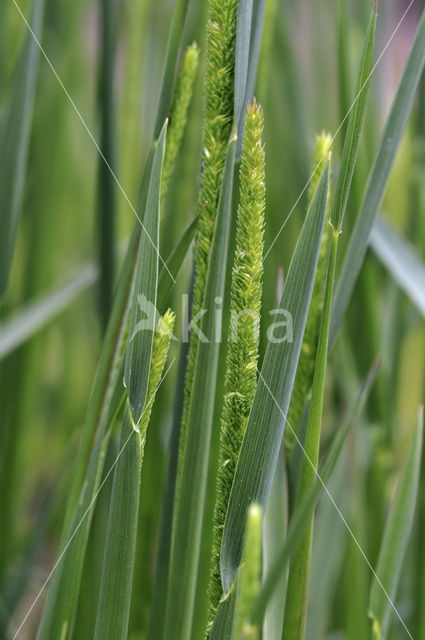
[207,101,266,629]
[176,0,238,502]
[137,309,175,447]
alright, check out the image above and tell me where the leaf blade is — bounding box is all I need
[370,216,425,317]
[331,7,425,342]
[369,407,424,640]
[124,121,168,424]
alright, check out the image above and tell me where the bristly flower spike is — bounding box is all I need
[207,100,266,631]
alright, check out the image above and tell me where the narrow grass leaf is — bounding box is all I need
[370,217,425,317]
[96,0,119,326]
[0,0,45,295]
[220,161,330,595]
[283,208,339,640]
[164,138,236,640]
[245,0,267,102]
[286,5,376,455]
[36,136,163,639]
[331,7,425,342]
[94,313,175,640]
[157,212,199,312]
[285,133,332,456]
[251,358,379,626]
[0,263,98,360]
[330,2,377,232]
[124,121,167,424]
[154,0,191,137]
[0,211,196,361]
[369,406,424,640]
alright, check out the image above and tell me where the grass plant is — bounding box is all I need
[1,1,425,639]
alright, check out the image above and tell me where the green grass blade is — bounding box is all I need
[157,212,199,311]
[245,0,267,101]
[0,211,196,361]
[209,593,236,640]
[36,129,165,639]
[96,0,119,326]
[0,263,98,360]
[285,133,331,456]
[234,0,253,130]
[369,407,424,640]
[124,121,167,424]
[164,138,236,640]
[62,146,154,531]
[330,3,377,232]
[0,0,44,295]
[251,359,379,626]
[370,217,425,317]
[35,380,126,640]
[331,7,425,341]
[283,211,338,640]
[220,160,330,596]
[94,313,174,640]
[154,0,191,137]
[92,410,140,640]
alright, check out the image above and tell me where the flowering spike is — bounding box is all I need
[207,101,266,630]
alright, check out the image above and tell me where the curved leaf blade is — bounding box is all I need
[371,216,425,317]
[124,121,167,424]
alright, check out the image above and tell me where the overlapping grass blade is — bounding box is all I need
[251,359,379,626]
[281,11,377,620]
[370,217,425,317]
[0,0,44,295]
[157,212,199,311]
[35,125,167,640]
[164,138,237,640]
[124,122,168,424]
[154,0,191,137]
[0,263,98,360]
[220,160,330,596]
[331,7,425,342]
[283,215,337,640]
[0,212,197,361]
[93,311,174,640]
[369,407,424,640]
